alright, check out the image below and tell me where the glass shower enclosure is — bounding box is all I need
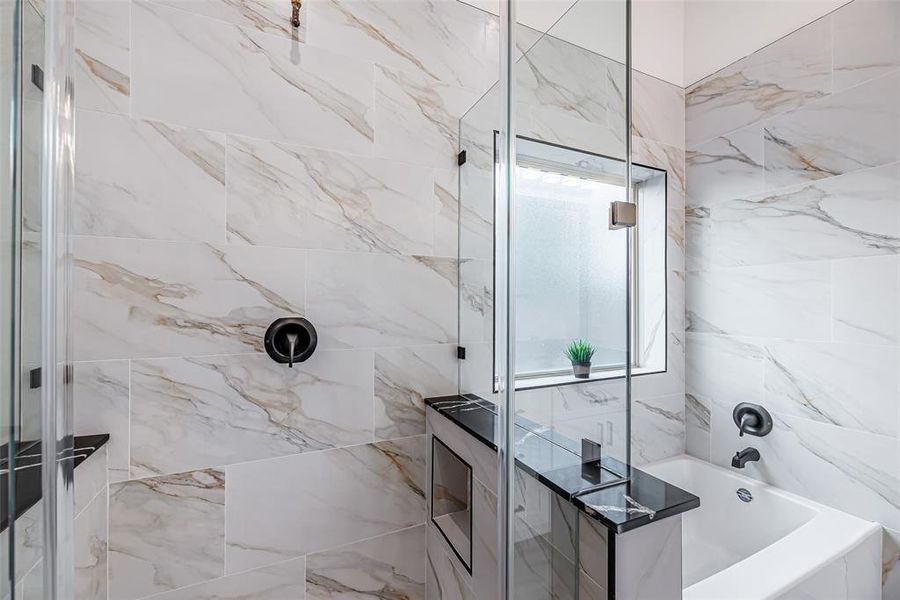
[1,0,76,597]
[456,0,632,597]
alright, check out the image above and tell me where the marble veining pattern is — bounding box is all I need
[132,1,375,152]
[109,469,225,600]
[130,350,375,477]
[225,135,435,254]
[75,0,130,114]
[225,436,425,573]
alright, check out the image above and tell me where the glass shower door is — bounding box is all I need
[1,0,76,597]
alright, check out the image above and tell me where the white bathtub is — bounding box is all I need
[643,455,882,599]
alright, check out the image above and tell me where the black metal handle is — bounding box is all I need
[265,317,317,367]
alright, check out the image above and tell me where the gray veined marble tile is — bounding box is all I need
[686,15,832,146]
[306,0,499,95]
[130,350,375,478]
[764,72,900,190]
[632,71,685,150]
[225,135,434,254]
[709,404,900,531]
[306,525,426,600]
[153,0,304,40]
[426,524,476,600]
[374,345,457,441]
[708,162,900,267]
[73,238,306,361]
[833,0,900,92]
[763,340,899,437]
[74,488,108,600]
[434,168,460,258]
[458,258,492,345]
[685,262,830,340]
[74,360,130,482]
[109,469,225,600]
[147,557,307,600]
[516,33,609,130]
[832,254,900,346]
[225,436,425,573]
[686,124,764,208]
[684,393,710,461]
[75,0,130,114]
[684,333,765,407]
[307,251,456,349]
[374,65,480,169]
[132,1,375,153]
[630,395,686,466]
[74,110,227,242]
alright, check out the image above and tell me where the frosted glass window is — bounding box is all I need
[508,138,667,385]
[515,166,629,377]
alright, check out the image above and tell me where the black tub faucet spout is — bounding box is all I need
[732,447,760,469]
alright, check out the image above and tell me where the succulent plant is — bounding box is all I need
[564,339,595,364]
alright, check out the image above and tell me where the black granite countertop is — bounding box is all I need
[426,395,699,534]
[0,434,109,532]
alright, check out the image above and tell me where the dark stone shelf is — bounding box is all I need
[0,434,109,533]
[425,395,699,534]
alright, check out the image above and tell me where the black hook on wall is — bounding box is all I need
[265,317,317,367]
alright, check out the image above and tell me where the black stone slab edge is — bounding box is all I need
[426,395,699,534]
[0,434,110,533]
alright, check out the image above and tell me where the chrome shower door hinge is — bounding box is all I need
[609,201,636,229]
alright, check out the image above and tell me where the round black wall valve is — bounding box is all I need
[264,317,317,367]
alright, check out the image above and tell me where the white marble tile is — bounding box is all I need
[686,262,831,340]
[764,340,899,437]
[832,255,900,346]
[516,33,609,131]
[632,71,685,150]
[374,65,478,169]
[578,570,607,600]
[684,393,710,461]
[686,125,764,208]
[132,1,375,152]
[74,446,108,519]
[614,516,682,600]
[577,513,609,592]
[709,405,900,531]
[307,251,456,349]
[74,110,226,242]
[154,0,302,40]
[73,238,306,360]
[764,72,900,189]
[884,528,900,599]
[457,120,497,261]
[306,525,426,600]
[148,556,307,600]
[632,332,685,401]
[109,469,225,600]
[374,345,457,441]
[833,0,900,92]
[74,360,130,482]
[130,350,374,477]
[426,524,476,600]
[631,394,685,466]
[225,436,425,572]
[459,258,492,345]
[75,0,130,114]
[684,333,765,407]
[686,15,832,146]
[434,168,460,258]
[471,478,499,600]
[306,0,499,94]
[74,487,108,600]
[709,163,900,267]
[225,135,434,254]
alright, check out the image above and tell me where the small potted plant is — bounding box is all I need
[565,339,595,379]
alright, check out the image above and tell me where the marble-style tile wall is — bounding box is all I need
[466,32,687,467]
[684,3,900,597]
[70,1,500,598]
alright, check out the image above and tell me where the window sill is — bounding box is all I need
[514,365,665,391]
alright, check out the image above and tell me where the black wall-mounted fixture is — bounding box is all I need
[732,403,773,437]
[264,317,317,367]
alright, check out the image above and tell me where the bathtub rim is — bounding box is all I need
[644,454,882,600]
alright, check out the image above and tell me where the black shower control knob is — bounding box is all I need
[265,317,317,367]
